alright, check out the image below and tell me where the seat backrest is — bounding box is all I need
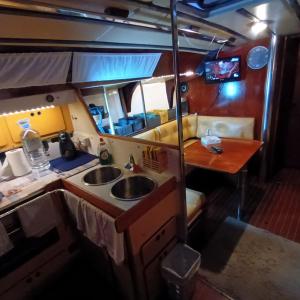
[156,120,179,145]
[134,128,158,142]
[182,114,198,140]
[197,116,255,139]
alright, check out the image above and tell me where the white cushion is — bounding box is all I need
[186,188,205,223]
[197,116,255,139]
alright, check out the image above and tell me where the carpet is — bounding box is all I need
[198,217,300,300]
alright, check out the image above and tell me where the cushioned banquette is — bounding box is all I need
[135,114,255,225]
[135,114,255,146]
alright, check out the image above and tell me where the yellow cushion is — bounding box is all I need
[151,109,169,124]
[135,129,157,142]
[197,116,255,139]
[186,188,205,224]
[156,120,179,145]
[182,114,198,141]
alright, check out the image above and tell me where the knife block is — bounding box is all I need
[142,148,168,173]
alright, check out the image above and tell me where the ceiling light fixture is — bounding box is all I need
[1,105,55,116]
[182,70,194,77]
[251,21,268,34]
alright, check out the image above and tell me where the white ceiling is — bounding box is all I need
[0,0,299,52]
[207,0,300,37]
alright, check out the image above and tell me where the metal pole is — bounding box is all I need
[170,0,188,242]
[103,87,116,135]
[260,34,279,181]
[139,81,149,128]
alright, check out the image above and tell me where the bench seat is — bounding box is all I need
[186,188,206,226]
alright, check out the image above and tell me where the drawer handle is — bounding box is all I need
[155,234,161,241]
[161,229,166,235]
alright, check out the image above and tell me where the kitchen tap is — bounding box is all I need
[124,154,141,173]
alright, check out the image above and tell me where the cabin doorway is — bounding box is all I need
[273,37,300,171]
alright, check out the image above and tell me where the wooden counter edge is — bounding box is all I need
[115,176,177,233]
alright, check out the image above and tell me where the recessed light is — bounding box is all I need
[251,21,268,34]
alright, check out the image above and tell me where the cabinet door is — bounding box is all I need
[5,107,66,143]
[141,217,177,266]
[144,239,176,300]
[0,116,9,148]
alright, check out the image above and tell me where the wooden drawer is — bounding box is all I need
[0,249,73,300]
[144,239,176,300]
[141,217,177,266]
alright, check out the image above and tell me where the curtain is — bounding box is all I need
[72,52,161,83]
[0,52,72,89]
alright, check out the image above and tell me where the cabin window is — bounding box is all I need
[106,89,125,123]
[81,79,188,137]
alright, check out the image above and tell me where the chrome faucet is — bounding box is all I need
[124,154,135,171]
[124,154,141,173]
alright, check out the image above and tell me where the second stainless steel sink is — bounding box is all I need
[82,166,122,186]
[111,175,156,201]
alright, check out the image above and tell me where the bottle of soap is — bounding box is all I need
[98,138,112,165]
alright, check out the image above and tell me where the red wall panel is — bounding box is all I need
[186,38,270,139]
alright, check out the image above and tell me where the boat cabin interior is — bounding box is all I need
[1,1,300,299]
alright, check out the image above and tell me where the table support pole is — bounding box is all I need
[237,168,248,220]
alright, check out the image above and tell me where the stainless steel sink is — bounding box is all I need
[110,175,156,201]
[82,166,122,186]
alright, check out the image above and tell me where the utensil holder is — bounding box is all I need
[143,150,168,173]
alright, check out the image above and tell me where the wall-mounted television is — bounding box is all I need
[204,56,241,83]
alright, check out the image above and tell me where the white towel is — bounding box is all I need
[17,194,58,238]
[0,221,13,256]
[64,191,124,265]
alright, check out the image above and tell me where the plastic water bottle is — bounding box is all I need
[18,119,50,170]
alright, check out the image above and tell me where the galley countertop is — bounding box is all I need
[62,165,177,233]
[0,158,99,214]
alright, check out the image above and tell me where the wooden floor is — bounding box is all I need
[250,169,300,242]
[188,168,300,300]
[187,168,300,245]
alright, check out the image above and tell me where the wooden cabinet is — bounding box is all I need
[141,217,177,266]
[1,250,73,300]
[144,239,176,300]
[127,188,181,300]
[5,106,66,143]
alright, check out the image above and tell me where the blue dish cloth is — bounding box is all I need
[50,151,97,172]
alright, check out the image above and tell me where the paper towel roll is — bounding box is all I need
[5,148,31,177]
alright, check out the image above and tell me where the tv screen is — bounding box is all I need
[204,56,241,83]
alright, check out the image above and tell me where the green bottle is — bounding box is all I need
[98,138,112,165]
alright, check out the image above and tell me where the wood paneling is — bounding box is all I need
[154,52,205,77]
[186,39,270,139]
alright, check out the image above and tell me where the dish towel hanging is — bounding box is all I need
[64,191,124,265]
[17,194,58,238]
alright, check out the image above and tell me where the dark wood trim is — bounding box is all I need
[0,84,74,101]
[73,78,149,89]
[62,176,177,233]
[0,38,209,55]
